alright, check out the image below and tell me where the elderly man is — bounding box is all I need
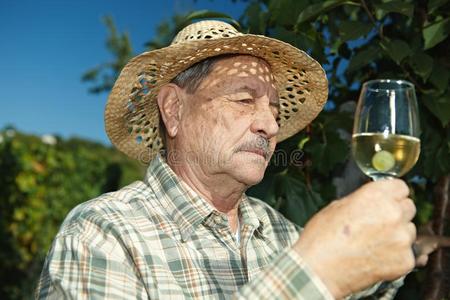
[37,20,427,299]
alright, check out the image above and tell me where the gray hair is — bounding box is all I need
[171,55,230,93]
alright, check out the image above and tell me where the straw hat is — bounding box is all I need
[105,20,328,163]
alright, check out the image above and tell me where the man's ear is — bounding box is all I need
[157,84,183,138]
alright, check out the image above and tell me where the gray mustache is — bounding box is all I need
[235,137,271,160]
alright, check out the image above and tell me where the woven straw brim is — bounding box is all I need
[105,34,328,163]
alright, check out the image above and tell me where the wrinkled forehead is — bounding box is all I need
[199,55,278,94]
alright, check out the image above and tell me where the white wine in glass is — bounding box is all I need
[352,79,420,181]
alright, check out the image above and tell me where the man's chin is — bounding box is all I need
[229,152,268,185]
[241,173,265,186]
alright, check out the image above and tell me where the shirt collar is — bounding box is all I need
[144,154,266,241]
[239,194,264,232]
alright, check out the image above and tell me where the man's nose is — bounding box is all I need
[250,101,279,139]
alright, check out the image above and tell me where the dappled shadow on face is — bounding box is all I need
[201,58,277,92]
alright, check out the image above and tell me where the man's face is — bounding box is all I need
[176,55,280,186]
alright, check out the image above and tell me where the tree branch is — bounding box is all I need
[359,0,384,39]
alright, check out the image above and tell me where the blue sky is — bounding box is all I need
[0,0,247,144]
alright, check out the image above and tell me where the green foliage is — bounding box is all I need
[274,172,327,226]
[82,16,133,94]
[144,14,189,50]
[339,20,373,42]
[297,0,357,24]
[422,17,449,49]
[0,128,144,299]
[185,10,241,29]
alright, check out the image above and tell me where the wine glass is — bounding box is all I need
[352,79,420,181]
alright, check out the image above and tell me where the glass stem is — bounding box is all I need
[371,174,396,181]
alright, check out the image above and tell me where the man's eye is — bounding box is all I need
[238,99,253,104]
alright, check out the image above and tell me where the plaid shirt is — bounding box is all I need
[36,155,402,299]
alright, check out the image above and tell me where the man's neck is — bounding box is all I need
[166,157,244,234]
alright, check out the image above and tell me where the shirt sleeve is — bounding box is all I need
[234,246,335,300]
[233,245,404,300]
[35,233,146,300]
[344,277,404,300]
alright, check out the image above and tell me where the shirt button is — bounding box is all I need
[214,215,223,224]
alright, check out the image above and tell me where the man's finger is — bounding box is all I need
[391,179,410,199]
[416,254,428,267]
[370,178,410,199]
[437,236,450,247]
[399,198,416,221]
[407,222,417,244]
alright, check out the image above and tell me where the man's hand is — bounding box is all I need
[294,179,416,299]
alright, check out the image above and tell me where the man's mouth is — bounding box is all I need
[240,148,267,159]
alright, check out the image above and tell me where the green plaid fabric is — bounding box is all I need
[36,155,401,299]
